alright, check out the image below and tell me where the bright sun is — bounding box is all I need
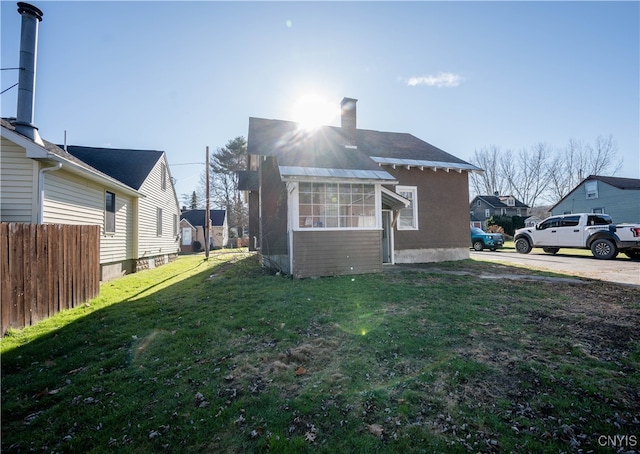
[291,93,338,130]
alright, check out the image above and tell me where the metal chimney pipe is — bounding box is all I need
[15,2,44,146]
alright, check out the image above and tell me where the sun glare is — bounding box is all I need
[291,93,338,130]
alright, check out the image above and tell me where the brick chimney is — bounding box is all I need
[340,97,357,148]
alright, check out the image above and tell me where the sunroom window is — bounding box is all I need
[298,182,375,229]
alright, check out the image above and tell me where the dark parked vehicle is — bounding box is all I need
[471,227,504,251]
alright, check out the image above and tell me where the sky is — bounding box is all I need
[2,1,639,204]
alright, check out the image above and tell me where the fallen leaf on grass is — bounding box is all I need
[305,431,316,442]
[295,367,306,376]
[367,423,384,437]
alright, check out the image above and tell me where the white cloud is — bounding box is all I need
[407,72,464,88]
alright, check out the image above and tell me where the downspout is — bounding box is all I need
[37,161,62,224]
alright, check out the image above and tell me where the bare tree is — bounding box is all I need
[469,145,509,197]
[470,135,620,207]
[506,143,552,208]
[546,135,621,203]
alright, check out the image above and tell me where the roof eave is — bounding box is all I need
[371,156,481,173]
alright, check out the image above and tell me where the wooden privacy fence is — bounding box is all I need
[1,223,100,335]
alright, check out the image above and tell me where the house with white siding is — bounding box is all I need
[180,209,228,253]
[1,2,180,281]
[1,118,181,281]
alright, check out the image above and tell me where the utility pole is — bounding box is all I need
[205,146,210,260]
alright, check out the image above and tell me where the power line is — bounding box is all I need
[1,83,18,95]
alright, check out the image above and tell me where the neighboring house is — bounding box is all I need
[1,119,181,281]
[1,3,179,281]
[524,216,543,228]
[64,145,181,275]
[240,97,480,278]
[470,194,529,226]
[550,175,640,223]
[470,213,484,229]
[180,209,228,252]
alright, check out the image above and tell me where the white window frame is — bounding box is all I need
[396,185,418,231]
[485,209,491,218]
[161,163,167,191]
[156,207,163,236]
[292,181,379,231]
[585,180,598,199]
[105,191,116,234]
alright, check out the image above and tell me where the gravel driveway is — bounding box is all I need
[470,249,640,287]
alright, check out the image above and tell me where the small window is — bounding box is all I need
[156,207,163,236]
[161,163,167,190]
[484,209,490,219]
[173,214,178,236]
[476,200,481,207]
[397,186,418,230]
[592,207,604,214]
[500,208,507,215]
[105,191,115,233]
[585,180,598,199]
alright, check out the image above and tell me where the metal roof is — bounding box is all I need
[279,166,396,182]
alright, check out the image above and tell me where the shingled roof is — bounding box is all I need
[475,195,529,208]
[181,209,226,228]
[1,118,140,195]
[63,146,164,190]
[584,175,640,190]
[247,117,479,180]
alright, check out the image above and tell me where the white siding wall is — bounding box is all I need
[0,138,37,222]
[42,169,135,263]
[137,154,180,258]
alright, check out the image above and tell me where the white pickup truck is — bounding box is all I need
[514,213,640,260]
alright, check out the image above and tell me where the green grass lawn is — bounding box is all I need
[2,251,639,453]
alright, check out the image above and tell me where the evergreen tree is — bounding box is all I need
[208,137,248,239]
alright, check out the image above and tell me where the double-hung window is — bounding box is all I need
[397,186,418,230]
[105,191,115,233]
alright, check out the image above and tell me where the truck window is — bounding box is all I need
[588,215,612,226]
[561,216,580,227]
[539,218,560,229]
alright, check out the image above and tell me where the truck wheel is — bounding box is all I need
[542,247,559,254]
[515,238,532,254]
[590,238,618,260]
[473,241,484,251]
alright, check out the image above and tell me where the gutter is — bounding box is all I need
[37,161,62,224]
